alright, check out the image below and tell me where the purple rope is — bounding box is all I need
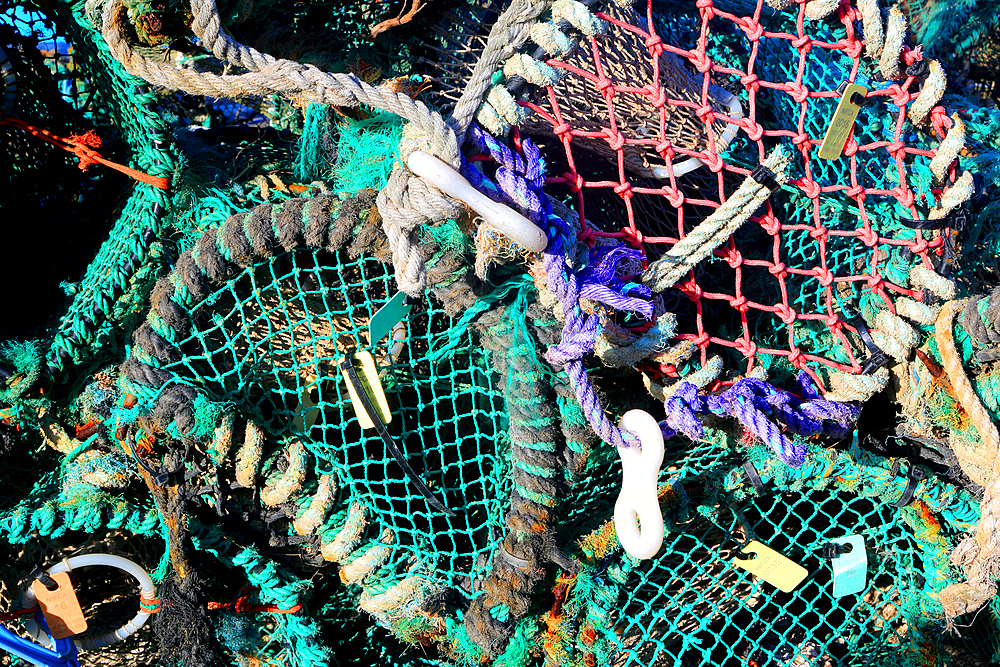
[660,374,860,467]
[466,124,647,448]
[462,126,861,460]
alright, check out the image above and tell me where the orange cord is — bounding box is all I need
[206,586,302,615]
[0,116,170,189]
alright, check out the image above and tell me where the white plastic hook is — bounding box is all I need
[614,409,666,560]
[406,151,549,253]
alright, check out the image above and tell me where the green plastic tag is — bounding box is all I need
[369,291,412,348]
[830,535,867,597]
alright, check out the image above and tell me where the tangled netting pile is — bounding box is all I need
[3,0,1000,665]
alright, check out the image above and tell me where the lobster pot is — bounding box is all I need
[520,2,740,180]
[125,203,512,627]
[552,439,999,667]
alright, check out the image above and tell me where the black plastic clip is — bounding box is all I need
[751,165,780,193]
[905,60,929,80]
[836,81,867,107]
[819,541,854,560]
[741,460,766,496]
[30,565,58,592]
[849,317,891,375]
[890,459,927,508]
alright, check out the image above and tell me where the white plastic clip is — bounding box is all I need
[406,151,549,253]
[614,409,666,560]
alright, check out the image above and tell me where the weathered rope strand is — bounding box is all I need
[935,300,1000,621]
[641,148,791,293]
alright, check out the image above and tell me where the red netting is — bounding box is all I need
[519,0,959,390]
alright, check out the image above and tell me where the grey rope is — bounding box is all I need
[447,0,549,146]
[641,147,791,293]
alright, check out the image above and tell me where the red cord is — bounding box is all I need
[0,116,171,189]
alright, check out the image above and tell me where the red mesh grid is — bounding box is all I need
[519,0,959,390]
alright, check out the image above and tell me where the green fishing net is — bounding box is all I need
[1,0,999,666]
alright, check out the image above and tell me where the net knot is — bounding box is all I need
[723,248,743,268]
[689,50,712,73]
[768,262,788,278]
[790,35,812,52]
[812,267,834,287]
[843,136,860,157]
[731,295,749,313]
[655,140,675,158]
[785,81,810,104]
[739,117,764,140]
[734,337,757,358]
[798,177,821,199]
[791,132,812,148]
[613,181,632,197]
[623,228,645,246]
[552,122,572,137]
[690,331,710,347]
[891,186,915,208]
[858,226,880,247]
[701,150,724,173]
[644,83,666,108]
[604,129,626,151]
[845,184,864,198]
[561,171,584,193]
[663,187,684,208]
[910,238,930,255]
[887,84,910,108]
[677,278,700,299]
[787,348,805,368]
[643,33,662,49]
[760,213,781,236]
[840,37,863,59]
[865,274,886,295]
[739,17,763,41]
[775,304,797,325]
[695,0,714,17]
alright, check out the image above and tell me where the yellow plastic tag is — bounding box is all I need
[732,540,808,593]
[32,572,88,639]
[818,82,868,160]
[341,351,391,429]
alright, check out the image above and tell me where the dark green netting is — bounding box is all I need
[550,437,999,667]
[143,243,509,587]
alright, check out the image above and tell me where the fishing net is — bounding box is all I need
[550,436,998,667]
[1,0,1000,666]
[501,0,967,393]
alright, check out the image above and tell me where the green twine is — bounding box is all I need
[294,103,330,183]
[332,112,404,192]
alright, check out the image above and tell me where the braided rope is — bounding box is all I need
[121,194,360,432]
[935,300,1000,621]
[640,148,791,293]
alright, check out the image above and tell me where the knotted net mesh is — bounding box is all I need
[1,0,999,666]
[519,0,960,388]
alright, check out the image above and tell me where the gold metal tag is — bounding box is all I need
[818,82,868,161]
[341,350,392,430]
[732,540,808,592]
